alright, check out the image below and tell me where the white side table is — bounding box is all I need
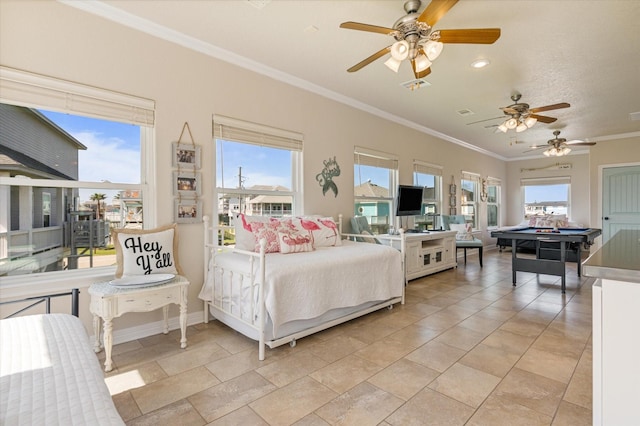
[89,275,189,372]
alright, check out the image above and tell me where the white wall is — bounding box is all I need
[0,1,508,333]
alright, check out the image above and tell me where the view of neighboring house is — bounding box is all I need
[0,104,143,275]
[0,104,86,274]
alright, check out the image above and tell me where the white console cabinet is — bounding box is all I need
[378,231,457,280]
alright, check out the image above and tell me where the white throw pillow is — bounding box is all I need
[295,216,342,248]
[233,213,274,251]
[449,223,474,241]
[278,230,313,254]
[112,223,182,278]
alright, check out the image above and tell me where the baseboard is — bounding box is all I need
[91,310,204,345]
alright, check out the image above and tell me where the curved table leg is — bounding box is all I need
[162,305,169,334]
[103,318,114,372]
[179,293,188,349]
[92,314,102,353]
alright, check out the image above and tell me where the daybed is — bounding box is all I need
[0,292,124,425]
[199,214,405,360]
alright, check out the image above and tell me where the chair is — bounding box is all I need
[350,216,380,244]
[442,215,483,267]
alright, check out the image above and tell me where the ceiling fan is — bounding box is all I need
[467,93,571,133]
[525,130,596,157]
[339,0,501,79]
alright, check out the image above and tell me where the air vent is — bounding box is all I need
[456,109,475,117]
[401,79,431,90]
[247,0,271,9]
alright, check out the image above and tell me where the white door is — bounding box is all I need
[602,165,640,243]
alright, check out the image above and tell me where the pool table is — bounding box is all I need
[490,227,601,293]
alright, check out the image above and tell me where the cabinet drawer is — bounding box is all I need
[118,289,180,312]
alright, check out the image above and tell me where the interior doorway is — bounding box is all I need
[602,164,640,243]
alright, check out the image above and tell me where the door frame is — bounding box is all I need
[596,161,640,249]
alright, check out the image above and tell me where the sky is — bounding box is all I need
[216,140,291,190]
[39,109,141,203]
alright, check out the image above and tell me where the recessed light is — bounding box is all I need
[470,59,490,69]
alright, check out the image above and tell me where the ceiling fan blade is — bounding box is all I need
[410,59,432,79]
[500,107,518,114]
[417,0,458,27]
[566,141,596,146]
[340,21,396,35]
[523,145,547,153]
[346,46,391,72]
[466,116,504,125]
[529,114,557,124]
[438,28,501,44]
[529,102,570,113]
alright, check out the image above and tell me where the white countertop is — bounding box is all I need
[583,229,640,284]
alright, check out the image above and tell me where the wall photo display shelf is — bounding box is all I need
[172,122,202,223]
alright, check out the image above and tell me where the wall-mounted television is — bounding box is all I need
[396,185,424,216]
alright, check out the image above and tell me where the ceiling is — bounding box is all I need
[67,0,640,160]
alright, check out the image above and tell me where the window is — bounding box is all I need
[0,67,154,281]
[413,161,442,230]
[213,115,302,240]
[354,147,398,235]
[486,177,501,228]
[522,177,570,218]
[461,171,479,228]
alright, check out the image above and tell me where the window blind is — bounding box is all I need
[521,176,571,186]
[213,114,303,152]
[461,171,480,182]
[413,160,443,176]
[354,146,398,170]
[0,66,155,126]
[487,177,502,186]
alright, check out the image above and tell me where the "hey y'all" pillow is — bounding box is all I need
[112,223,183,278]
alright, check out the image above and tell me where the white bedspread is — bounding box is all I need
[199,240,403,336]
[0,314,124,426]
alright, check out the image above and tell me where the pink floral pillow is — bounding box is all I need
[234,213,276,251]
[294,216,341,248]
[250,221,286,253]
[534,218,555,228]
[278,231,313,254]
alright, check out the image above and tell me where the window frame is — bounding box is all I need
[521,176,571,219]
[461,171,480,229]
[354,147,398,235]
[213,115,303,225]
[413,160,442,230]
[486,177,501,228]
[0,67,156,288]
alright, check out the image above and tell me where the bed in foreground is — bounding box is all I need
[199,214,405,360]
[0,313,124,425]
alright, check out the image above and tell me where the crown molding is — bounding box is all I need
[57,0,506,161]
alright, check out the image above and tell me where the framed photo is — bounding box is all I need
[449,195,456,207]
[173,171,201,196]
[449,208,457,215]
[172,142,201,169]
[449,184,457,195]
[175,198,202,223]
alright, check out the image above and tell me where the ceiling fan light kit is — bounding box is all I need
[543,146,571,157]
[390,40,410,61]
[384,56,402,72]
[528,130,596,157]
[340,0,500,80]
[496,93,570,134]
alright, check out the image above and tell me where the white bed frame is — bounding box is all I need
[202,214,406,360]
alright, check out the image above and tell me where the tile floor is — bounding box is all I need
[103,249,593,425]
